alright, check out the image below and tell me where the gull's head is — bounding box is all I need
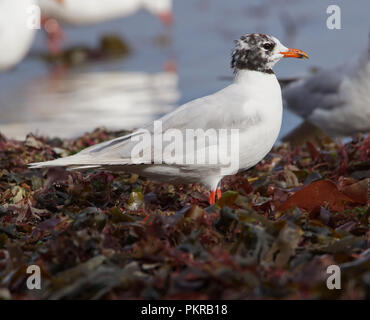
[231,33,308,74]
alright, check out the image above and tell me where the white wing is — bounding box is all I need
[30,83,261,169]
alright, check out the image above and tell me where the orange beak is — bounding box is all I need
[280,48,309,59]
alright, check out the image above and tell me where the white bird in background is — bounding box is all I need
[0,0,95,71]
[0,0,37,71]
[37,0,173,26]
[0,0,173,70]
[30,34,308,204]
[37,0,173,52]
[283,32,370,137]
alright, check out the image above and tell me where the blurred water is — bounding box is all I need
[0,0,370,140]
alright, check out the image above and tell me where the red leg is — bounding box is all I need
[164,60,177,73]
[157,11,174,27]
[141,215,150,225]
[216,188,222,200]
[208,191,216,205]
[41,16,65,55]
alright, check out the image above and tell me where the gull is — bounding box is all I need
[283,33,370,137]
[0,0,37,71]
[0,0,77,70]
[37,0,173,26]
[30,33,308,204]
[36,0,173,53]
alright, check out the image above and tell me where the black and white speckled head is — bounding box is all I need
[231,33,289,74]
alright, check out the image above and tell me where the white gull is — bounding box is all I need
[30,33,308,204]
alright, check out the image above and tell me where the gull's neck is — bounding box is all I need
[234,69,277,84]
[233,69,282,106]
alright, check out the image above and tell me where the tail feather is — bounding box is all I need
[28,154,135,170]
[28,130,145,170]
[28,155,94,169]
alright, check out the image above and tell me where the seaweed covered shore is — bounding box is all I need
[0,128,369,300]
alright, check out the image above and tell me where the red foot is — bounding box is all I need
[216,188,222,200]
[164,60,177,73]
[141,215,150,224]
[209,191,216,205]
[41,16,65,55]
[157,11,174,27]
[209,189,222,205]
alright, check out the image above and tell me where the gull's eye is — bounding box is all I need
[263,43,274,50]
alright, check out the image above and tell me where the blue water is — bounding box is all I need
[1,0,369,139]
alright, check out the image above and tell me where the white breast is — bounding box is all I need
[236,71,283,170]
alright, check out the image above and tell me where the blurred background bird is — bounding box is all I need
[37,0,174,54]
[282,32,370,138]
[0,0,173,70]
[0,0,37,71]
[38,0,173,26]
